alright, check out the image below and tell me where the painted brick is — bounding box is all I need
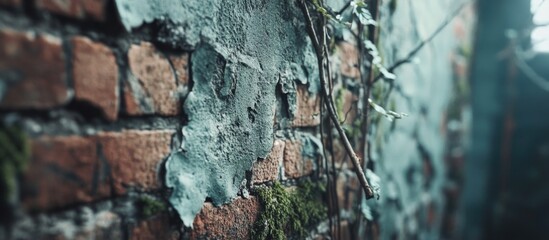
[191,197,259,239]
[130,214,180,240]
[72,36,119,121]
[252,139,284,184]
[292,85,320,127]
[0,0,21,6]
[35,0,109,21]
[0,29,69,109]
[22,130,174,210]
[283,139,314,179]
[338,42,359,79]
[125,42,180,116]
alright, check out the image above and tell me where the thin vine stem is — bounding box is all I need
[358,0,381,172]
[299,0,374,199]
[372,1,469,84]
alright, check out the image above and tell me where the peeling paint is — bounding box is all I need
[115,0,319,227]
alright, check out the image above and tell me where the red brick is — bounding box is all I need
[338,89,357,125]
[252,139,284,184]
[191,197,259,239]
[35,0,108,21]
[22,130,174,210]
[293,85,320,127]
[0,0,21,6]
[336,172,360,211]
[338,42,359,79]
[0,29,69,109]
[125,42,180,116]
[426,201,437,227]
[168,54,189,86]
[130,214,180,240]
[330,220,351,240]
[23,135,105,210]
[283,139,314,179]
[72,36,118,121]
[123,83,142,115]
[97,130,174,194]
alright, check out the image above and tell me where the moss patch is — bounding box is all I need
[0,124,29,203]
[0,123,30,223]
[137,195,167,218]
[252,181,327,240]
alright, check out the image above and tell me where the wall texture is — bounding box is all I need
[0,0,474,239]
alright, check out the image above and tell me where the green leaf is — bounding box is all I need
[352,1,376,26]
[368,98,408,121]
[364,40,396,80]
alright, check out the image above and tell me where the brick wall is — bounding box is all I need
[0,1,187,239]
[0,0,474,239]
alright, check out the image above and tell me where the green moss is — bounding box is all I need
[252,181,327,240]
[0,124,30,206]
[137,195,167,218]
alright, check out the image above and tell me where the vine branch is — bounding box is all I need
[299,0,375,199]
[358,0,381,173]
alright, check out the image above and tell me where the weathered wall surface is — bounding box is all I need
[0,0,473,239]
[362,1,474,239]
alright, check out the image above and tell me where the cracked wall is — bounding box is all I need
[0,0,474,239]
[115,0,321,227]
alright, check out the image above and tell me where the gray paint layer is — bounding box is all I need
[115,0,318,227]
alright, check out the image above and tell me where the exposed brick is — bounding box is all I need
[426,201,437,228]
[22,130,174,210]
[72,36,119,121]
[336,172,360,211]
[283,139,314,179]
[98,130,174,194]
[35,0,109,21]
[338,42,359,79]
[292,85,320,127]
[123,83,142,115]
[191,197,259,239]
[252,139,284,184]
[0,29,69,109]
[125,42,180,116]
[331,138,349,169]
[23,135,105,210]
[130,214,180,240]
[331,220,351,240]
[168,54,190,86]
[339,89,357,125]
[0,0,21,6]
